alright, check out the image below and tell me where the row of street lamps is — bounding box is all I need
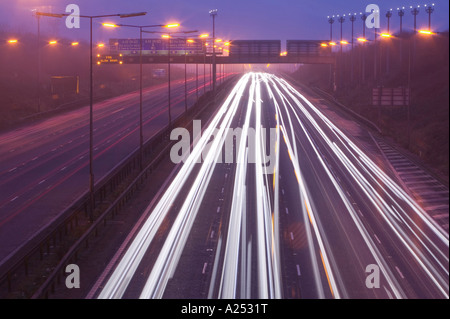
[327,4,436,44]
[13,10,224,221]
[11,9,224,222]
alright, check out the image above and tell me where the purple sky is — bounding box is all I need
[1,0,449,48]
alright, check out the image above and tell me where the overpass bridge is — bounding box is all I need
[98,39,337,89]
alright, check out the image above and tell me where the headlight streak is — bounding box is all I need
[218,73,255,298]
[254,74,281,298]
[269,76,405,298]
[98,74,251,299]
[273,75,448,298]
[280,77,448,245]
[98,71,448,300]
[267,76,332,298]
[139,74,252,299]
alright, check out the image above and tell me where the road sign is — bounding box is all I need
[229,40,281,57]
[109,38,204,55]
[372,87,410,106]
[287,40,331,56]
[97,54,123,64]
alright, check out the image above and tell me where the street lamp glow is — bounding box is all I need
[98,43,105,47]
[165,23,180,28]
[49,40,57,45]
[418,29,435,35]
[102,23,118,28]
[357,37,368,42]
[329,41,337,46]
[340,40,349,44]
[161,34,170,38]
[380,33,391,38]
[224,42,230,46]
[187,39,195,43]
[8,39,18,44]
[71,42,79,46]
[215,39,222,43]
[199,33,209,38]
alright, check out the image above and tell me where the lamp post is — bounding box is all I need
[361,13,367,83]
[385,9,392,75]
[425,4,435,30]
[411,6,420,33]
[209,9,218,99]
[327,16,335,42]
[398,7,405,69]
[36,11,147,222]
[103,22,170,171]
[349,13,356,84]
[199,34,209,95]
[36,12,41,113]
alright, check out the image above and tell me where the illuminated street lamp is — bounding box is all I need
[36,10,147,222]
[71,42,79,46]
[7,39,18,44]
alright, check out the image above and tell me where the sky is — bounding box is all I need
[1,0,449,49]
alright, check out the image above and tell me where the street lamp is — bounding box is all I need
[425,4,435,30]
[199,33,209,94]
[103,22,168,171]
[411,6,420,33]
[36,10,147,222]
[327,16,335,42]
[209,9,218,97]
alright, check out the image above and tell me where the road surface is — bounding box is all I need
[0,71,233,263]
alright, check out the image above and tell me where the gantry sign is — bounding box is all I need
[97,39,336,65]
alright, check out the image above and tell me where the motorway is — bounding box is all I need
[96,72,449,299]
[0,70,233,263]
